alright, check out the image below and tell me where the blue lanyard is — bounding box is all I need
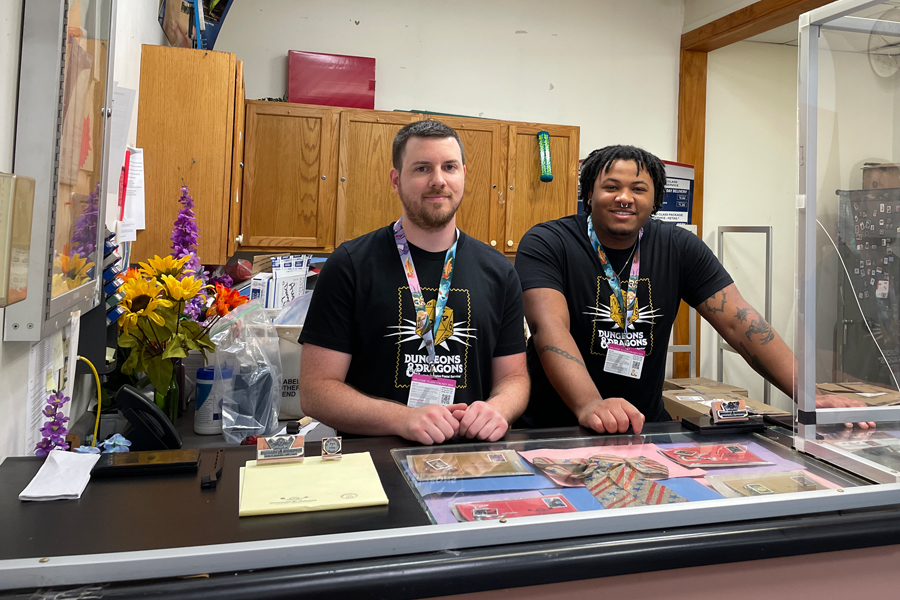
[587,219,642,328]
[392,218,459,365]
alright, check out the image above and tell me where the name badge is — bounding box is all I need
[408,374,457,408]
[603,344,645,379]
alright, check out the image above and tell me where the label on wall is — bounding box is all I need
[654,161,694,224]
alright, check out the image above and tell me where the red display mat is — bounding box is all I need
[288,50,375,109]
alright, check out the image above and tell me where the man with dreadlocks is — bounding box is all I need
[515,145,870,434]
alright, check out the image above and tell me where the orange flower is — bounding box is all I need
[121,268,141,284]
[206,283,248,319]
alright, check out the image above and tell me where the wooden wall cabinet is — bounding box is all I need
[335,110,422,246]
[503,122,580,254]
[239,101,338,253]
[237,104,578,255]
[133,45,243,265]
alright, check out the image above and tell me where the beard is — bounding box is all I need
[398,183,461,231]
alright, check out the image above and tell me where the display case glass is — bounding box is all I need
[797,0,900,481]
[393,429,866,525]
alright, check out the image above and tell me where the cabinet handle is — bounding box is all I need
[507,240,513,247]
[321,175,326,180]
[490,240,497,247]
[239,162,243,169]
[492,184,497,189]
[509,185,514,190]
[341,177,346,182]
[235,234,243,246]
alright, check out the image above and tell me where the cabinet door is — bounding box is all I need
[336,110,422,245]
[240,101,337,250]
[134,46,236,265]
[504,123,580,253]
[226,60,244,257]
[430,117,502,248]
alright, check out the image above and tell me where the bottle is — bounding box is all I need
[194,366,233,435]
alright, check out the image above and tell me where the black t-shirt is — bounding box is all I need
[299,225,525,405]
[515,214,733,427]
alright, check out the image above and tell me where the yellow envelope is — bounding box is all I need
[239,452,389,517]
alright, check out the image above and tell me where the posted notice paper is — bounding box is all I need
[238,452,388,517]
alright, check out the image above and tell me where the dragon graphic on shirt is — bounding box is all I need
[586,278,662,354]
[385,291,477,386]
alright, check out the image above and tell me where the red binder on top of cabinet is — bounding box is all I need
[287,50,375,109]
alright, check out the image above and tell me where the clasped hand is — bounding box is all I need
[402,401,509,445]
[577,397,645,435]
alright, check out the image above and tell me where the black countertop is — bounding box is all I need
[2,423,899,599]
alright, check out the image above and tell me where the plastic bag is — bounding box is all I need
[273,290,313,326]
[209,300,283,443]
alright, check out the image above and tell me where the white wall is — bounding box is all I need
[0,0,29,463]
[683,0,756,33]
[702,41,798,410]
[213,0,685,160]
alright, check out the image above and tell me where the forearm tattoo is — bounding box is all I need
[734,306,775,344]
[539,345,586,369]
[704,291,726,314]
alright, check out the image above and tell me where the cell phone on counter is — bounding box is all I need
[91,449,200,477]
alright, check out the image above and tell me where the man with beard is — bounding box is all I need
[299,120,528,445]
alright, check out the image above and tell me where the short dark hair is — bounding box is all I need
[580,145,666,215]
[392,120,466,172]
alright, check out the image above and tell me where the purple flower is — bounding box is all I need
[71,182,100,257]
[170,185,210,322]
[34,391,72,456]
[34,439,54,457]
[171,185,201,275]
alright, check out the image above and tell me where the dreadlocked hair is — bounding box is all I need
[580,145,666,215]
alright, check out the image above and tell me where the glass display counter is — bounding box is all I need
[797,0,900,482]
[393,429,867,527]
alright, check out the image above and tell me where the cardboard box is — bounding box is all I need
[663,390,788,421]
[663,377,748,397]
[862,163,900,190]
[816,382,900,407]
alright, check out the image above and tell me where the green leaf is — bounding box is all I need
[162,333,189,360]
[158,305,179,332]
[180,321,202,336]
[146,358,175,396]
[118,331,143,348]
[120,347,140,374]
[196,335,216,352]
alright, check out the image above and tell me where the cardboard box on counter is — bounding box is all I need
[663,376,748,397]
[816,382,900,406]
[662,390,789,421]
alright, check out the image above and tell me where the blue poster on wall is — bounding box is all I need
[655,161,694,224]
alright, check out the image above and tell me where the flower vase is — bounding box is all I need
[154,371,180,425]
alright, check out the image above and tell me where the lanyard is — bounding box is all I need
[393,218,459,367]
[587,219,642,328]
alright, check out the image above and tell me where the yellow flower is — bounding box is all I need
[161,274,203,301]
[138,255,192,280]
[119,278,173,333]
[54,252,94,280]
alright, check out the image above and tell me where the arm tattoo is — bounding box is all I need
[539,345,586,369]
[739,342,776,381]
[746,317,775,344]
[735,307,753,323]
[704,292,726,314]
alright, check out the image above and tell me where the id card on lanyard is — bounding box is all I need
[393,218,460,406]
[587,219,645,379]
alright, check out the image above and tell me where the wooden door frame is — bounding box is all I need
[673,0,833,378]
